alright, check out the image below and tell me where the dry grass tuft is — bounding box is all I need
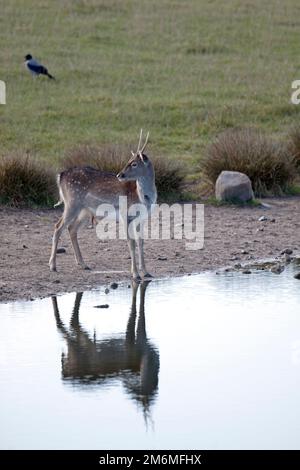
[0,153,56,207]
[202,128,294,196]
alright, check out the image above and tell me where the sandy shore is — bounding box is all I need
[1,197,300,303]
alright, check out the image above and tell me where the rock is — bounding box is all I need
[270,218,276,223]
[242,270,251,274]
[110,282,118,290]
[284,253,292,263]
[104,288,110,294]
[271,264,285,274]
[241,250,249,254]
[23,244,28,249]
[215,171,254,203]
[94,304,109,308]
[56,248,66,254]
[281,248,293,255]
[256,228,264,232]
[294,273,300,280]
[158,256,168,261]
[258,215,268,222]
[260,202,272,209]
[234,263,242,269]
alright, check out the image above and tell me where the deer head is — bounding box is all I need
[117,129,151,182]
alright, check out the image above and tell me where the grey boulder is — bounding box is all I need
[215,171,254,202]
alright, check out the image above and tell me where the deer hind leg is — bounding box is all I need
[134,220,151,279]
[137,236,152,279]
[49,206,80,272]
[68,211,90,270]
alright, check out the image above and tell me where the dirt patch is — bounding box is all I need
[1,198,300,303]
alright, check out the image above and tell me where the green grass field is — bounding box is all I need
[1,0,300,171]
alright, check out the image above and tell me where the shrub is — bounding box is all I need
[288,125,300,169]
[63,144,185,200]
[0,153,56,207]
[202,128,294,196]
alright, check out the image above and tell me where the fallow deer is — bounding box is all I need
[49,130,157,280]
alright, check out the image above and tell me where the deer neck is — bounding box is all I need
[136,168,157,206]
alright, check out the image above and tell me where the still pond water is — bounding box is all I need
[1,266,300,450]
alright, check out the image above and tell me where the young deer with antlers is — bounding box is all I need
[49,130,157,280]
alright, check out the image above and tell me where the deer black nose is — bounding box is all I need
[117,172,125,180]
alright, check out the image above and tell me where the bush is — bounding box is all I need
[288,125,300,169]
[202,128,294,196]
[0,153,56,207]
[63,144,185,200]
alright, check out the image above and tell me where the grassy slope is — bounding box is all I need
[0,0,300,169]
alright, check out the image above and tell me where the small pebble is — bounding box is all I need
[294,273,300,280]
[281,248,293,255]
[271,264,285,274]
[242,270,251,274]
[94,304,109,308]
[158,256,168,261]
[110,282,118,290]
[258,216,267,222]
[104,288,110,294]
[57,248,66,254]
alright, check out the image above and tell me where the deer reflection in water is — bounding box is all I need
[52,281,159,424]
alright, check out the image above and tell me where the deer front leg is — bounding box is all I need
[127,237,141,280]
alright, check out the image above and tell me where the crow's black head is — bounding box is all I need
[24,54,32,61]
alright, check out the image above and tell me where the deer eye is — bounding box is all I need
[131,162,137,168]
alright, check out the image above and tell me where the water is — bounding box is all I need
[1,266,300,450]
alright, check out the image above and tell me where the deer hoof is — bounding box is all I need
[133,274,141,281]
[83,265,91,271]
[143,272,153,279]
[50,265,57,272]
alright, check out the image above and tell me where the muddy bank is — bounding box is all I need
[0,197,300,303]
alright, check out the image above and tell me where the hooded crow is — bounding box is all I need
[24,54,55,79]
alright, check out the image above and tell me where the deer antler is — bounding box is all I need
[131,129,149,156]
[136,128,143,153]
[139,131,149,154]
